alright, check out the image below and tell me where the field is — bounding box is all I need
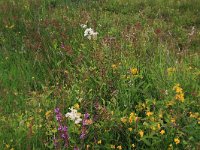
[0,0,200,149]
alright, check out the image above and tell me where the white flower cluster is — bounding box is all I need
[84,28,98,40]
[80,24,98,40]
[65,107,82,124]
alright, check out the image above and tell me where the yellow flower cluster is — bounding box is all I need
[173,84,184,102]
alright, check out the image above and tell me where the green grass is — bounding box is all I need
[0,0,200,149]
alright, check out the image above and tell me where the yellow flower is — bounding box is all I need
[129,112,135,123]
[97,140,102,144]
[121,117,127,123]
[45,110,52,119]
[168,144,173,150]
[111,145,115,149]
[128,128,133,131]
[189,112,199,118]
[174,138,180,145]
[112,64,117,69]
[175,93,184,102]
[139,130,144,138]
[173,84,180,91]
[111,111,114,115]
[146,111,153,117]
[73,103,80,109]
[130,68,138,75]
[6,144,10,148]
[157,124,161,129]
[171,118,176,123]
[175,87,183,93]
[117,145,122,150]
[132,144,135,148]
[160,130,165,135]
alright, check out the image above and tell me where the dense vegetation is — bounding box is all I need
[0,0,200,149]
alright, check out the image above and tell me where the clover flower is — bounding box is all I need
[65,107,82,124]
[84,28,98,40]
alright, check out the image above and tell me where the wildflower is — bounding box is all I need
[84,28,98,40]
[98,140,102,144]
[129,112,135,123]
[73,103,80,110]
[121,117,127,123]
[45,110,52,119]
[111,145,115,149]
[80,113,90,139]
[171,118,176,123]
[160,130,165,135]
[112,64,117,69]
[189,112,199,118]
[168,144,173,150]
[128,128,133,131]
[85,119,93,125]
[139,130,144,138]
[130,68,138,75]
[65,107,82,124]
[117,145,122,149]
[174,138,180,145]
[54,108,69,148]
[58,125,69,147]
[80,24,87,29]
[55,108,62,123]
[157,124,161,129]
[132,144,135,148]
[173,84,184,102]
[146,111,153,117]
[175,93,184,102]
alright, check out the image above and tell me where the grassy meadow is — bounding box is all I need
[0,0,200,149]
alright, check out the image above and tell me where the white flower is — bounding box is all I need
[80,24,87,29]
[65,107,82,124]
[84,28,93,36]
[84,28,98,40]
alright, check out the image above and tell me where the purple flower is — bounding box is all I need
[80,113,90,139]
[54,107,69,148]
[55,108,62,123]
[82,113,90,126]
